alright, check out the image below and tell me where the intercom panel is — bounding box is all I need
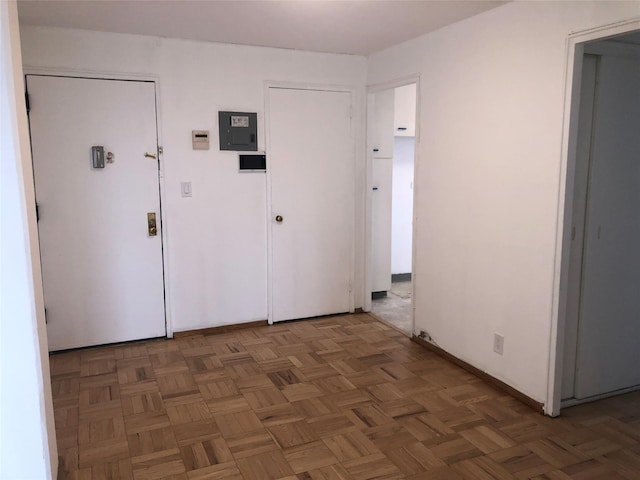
[192,130,210,150]
[239,154,266,171]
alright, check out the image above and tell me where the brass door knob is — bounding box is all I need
[275,215,283,223]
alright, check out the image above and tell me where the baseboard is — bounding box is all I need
[392,273,412,283]
[174,320,269,338]
[562,383,640,409]
[411,335,544,414]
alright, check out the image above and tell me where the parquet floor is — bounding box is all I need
[51,313,640,480]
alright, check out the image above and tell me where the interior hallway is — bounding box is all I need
[51,314,640,480]
[371,281,413,333]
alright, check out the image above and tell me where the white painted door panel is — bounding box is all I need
[562,55,598,400]
[372,157,392,292]
[28,75,165,350]
[269,87,353,322]
[372,89,395,159]
[393,84,416,137]
[575,56,640,398]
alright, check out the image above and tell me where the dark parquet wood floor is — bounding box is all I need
[51,313,640,479]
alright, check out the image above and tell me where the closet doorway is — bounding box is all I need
[561,31,640,407]
[367,81,418,334]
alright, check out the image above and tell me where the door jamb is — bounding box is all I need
[264,80,358,325]
[548,17,640,416]
[364,74,421,338]
[22,66,174,339]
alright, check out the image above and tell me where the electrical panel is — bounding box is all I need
[218,111,257,151]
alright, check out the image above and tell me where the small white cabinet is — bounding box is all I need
[372,89,395,158]
[394,83,417,137]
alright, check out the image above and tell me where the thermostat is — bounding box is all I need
[192,130,210,150]
[218,111,257,151]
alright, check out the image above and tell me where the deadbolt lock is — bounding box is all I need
[275,215,283,223]
[147,212,157,236]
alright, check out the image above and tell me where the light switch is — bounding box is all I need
[181,181,192,197]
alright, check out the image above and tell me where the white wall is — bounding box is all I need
[0,3,57,478]
[20,26,367,333]
[367,1,640,405]
[391,136,414,274]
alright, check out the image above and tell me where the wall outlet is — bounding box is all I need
[493,333,504,355]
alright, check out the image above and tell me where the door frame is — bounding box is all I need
[23,66,174,339]
[264,81,358,325]
[548,17,640,416]
[364,74,421,337]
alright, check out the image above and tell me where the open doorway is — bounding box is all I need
[559,30,640,408]
[368,82,417,334]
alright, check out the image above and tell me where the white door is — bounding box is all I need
[370,89,395,294]
[268,87,353,322]
[574,55,640,398]
[561,55,598,400]
[372,89,395,158]
[371,157,392,293]
[28,75,166,351]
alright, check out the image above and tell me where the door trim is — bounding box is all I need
[364,74,421,338]
[264,81,357,324]
[548,17,640,417]
[23,67,174,339]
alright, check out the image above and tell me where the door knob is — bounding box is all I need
[275,215,283,223]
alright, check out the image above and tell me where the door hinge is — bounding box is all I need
[25,91,30,113]
[44,308,48,324]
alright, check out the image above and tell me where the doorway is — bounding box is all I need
[28,75,166,351]
[368,81,418,334]
[560,31,640,406]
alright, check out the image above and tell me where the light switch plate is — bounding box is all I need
[493,333,504,355]
[181,181,192,197]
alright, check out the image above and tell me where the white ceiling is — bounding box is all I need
[17,0,506,56]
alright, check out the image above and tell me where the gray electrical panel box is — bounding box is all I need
[218,111,257,151]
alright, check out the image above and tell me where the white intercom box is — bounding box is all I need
[192,130,210,150]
